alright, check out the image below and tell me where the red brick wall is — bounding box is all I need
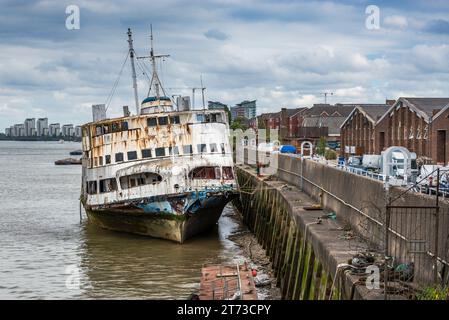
[374,105,430,159]
[341,110,375,156]
[431,108,449,166]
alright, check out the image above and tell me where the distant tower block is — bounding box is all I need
[92,104,107,122]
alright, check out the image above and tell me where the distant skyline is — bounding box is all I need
[1,0,449,129]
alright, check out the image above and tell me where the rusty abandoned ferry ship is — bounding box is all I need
[80,28,238,243]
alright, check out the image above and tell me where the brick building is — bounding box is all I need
[282,104,355,149]
[340,104,390,156]
[374,97,449,163]
[430,104,449,165]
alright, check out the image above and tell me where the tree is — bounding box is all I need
[316,136,327,156]
[230,117,249,131]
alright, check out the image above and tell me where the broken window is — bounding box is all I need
[183,145,193,155]
[169,146,179,155]
[119,172,162,189]
[147,117,157,127]
[222,167,234,180]
[142,149,152,158]
[87,181,97,195]
[111,122,120,132]
[210,143,219,153]
[121,121,129,131]
[158,116,168,126]
[155,147,166,157]
[127,151,137,160]
[95,125,103,136]
[197,144,207,153]
[105,155,111,164]
[170,115,180,124]
[115,152,124,162]
[221,143,226,154]
[99,178,117,193]
[189,166,220,179]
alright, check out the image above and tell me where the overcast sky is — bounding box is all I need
[1,0,449,130]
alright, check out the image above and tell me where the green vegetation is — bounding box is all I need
[416,285,448,300]
[324,149,337,160]
[230,116,249,131]
[316,136,327,156]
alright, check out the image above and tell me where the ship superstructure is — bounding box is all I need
[80,28,238,242]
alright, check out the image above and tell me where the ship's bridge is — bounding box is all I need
[141,96,174,114]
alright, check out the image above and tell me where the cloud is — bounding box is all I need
[384,15,408,29]
[204,28,228,40]
[423,19,449,34]
[1,0,449,130]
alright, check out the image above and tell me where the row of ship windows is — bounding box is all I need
[93,113,223,137]
[92,143,227,167]
[86,166,234,195]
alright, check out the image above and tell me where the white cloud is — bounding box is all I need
[384,15,409,29]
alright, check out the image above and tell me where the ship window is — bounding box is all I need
[127,151,137,160]
[158,116,168,126]
[169,146,179,155]
[147,117,157,127]
[121,121,128,131]
[105,155,111,164]
[197,144,207,153]
[115,152,124,162]
[142,149,152,158]
[183,145,193,155]
[95,125,103,136]
[211,113,220,122]
[155,147,166,157]
[196,114,204,122]
[99,178,117,193]
[87,181,97,195]
[221,143,226,154]
[189,166,220,179]
[210,143,218,153]
[119,172,162,189]
[111,122,120,132]
[170,116,180,124]
[222,167,234,180]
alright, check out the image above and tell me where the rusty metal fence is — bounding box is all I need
[386,206,449,286]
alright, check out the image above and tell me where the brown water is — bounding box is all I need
[0,141,245,299]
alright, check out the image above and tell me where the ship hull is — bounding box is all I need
[84,194,235,243]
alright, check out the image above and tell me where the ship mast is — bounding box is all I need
[137,24,169,100]
[127,28,140,115]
